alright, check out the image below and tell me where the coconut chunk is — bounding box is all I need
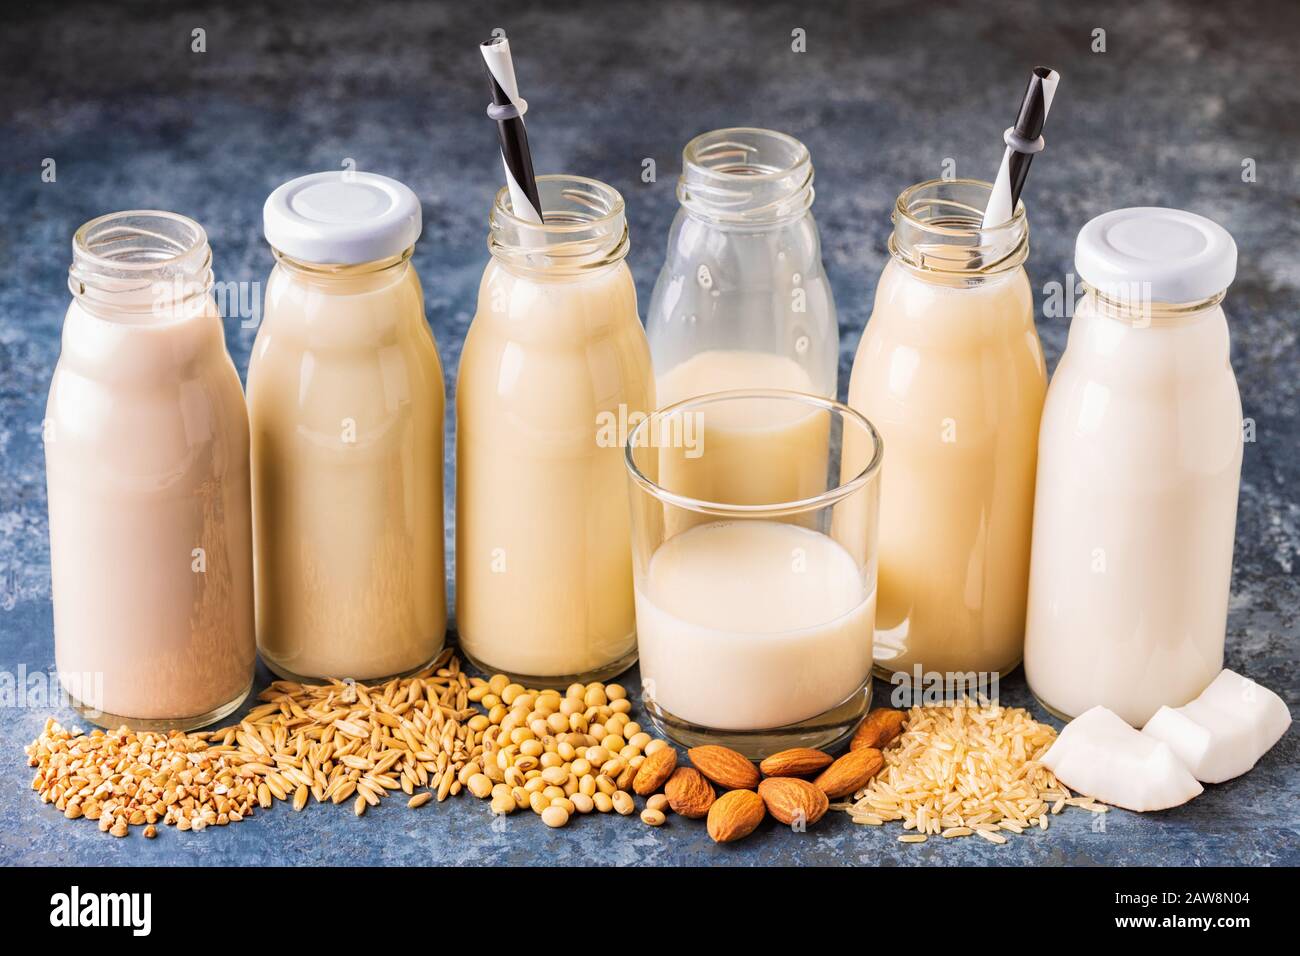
[1041,706,1202,812]
[1142,669,1292,783]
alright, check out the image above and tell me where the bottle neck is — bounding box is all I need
[1083,282,1226,328]
[68,211,214,323]
[488,174,629,279]
[677,127,814,228]
[271,247,413,293]
[889,178,1028,288]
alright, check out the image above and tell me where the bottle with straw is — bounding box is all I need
[456,36,655,690]
[845,68,1060,681]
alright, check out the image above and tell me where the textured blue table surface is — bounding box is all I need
[1,0,1296,866]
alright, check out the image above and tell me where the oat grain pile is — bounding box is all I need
[835,700,1107,844]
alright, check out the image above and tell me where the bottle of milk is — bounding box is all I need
[848,178,1047,679]
[47,211,256,729]
[456,175,654,686]
[250,172,447,683]
[1025,207,1242,726]
[646,128,839,405]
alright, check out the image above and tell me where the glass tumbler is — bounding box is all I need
[625,390,882,757]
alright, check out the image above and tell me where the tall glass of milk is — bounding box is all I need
[626,391,882,757]
[1025,207,1242,726]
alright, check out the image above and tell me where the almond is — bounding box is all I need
[758,747,835,778]
[688,745,760,791]
[813,747,884,798]
[705,789,766,843]
[758,776,828,826]
[664,767,715,818]
[850,708,906,751]
[632,745,677,796]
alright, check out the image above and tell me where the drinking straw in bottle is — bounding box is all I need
[982,66,1060,228]
[480,35,544,224]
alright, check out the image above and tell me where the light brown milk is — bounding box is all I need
[247,257,446,680]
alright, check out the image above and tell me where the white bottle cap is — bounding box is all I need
[1075,207,1236,303]
[263,171,422,264]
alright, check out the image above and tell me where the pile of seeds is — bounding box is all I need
[25,650,681,837]
[834,700,1108,844]
[464,674,668,827]
[28,663,1108,846]
[26,649,477,834]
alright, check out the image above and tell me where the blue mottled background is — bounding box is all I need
[0,0,1296,866]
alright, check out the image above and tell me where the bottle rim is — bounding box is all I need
[69,210,214,312]
[1082,280,1226,324]
[678,127,815,225]
[890,178,1029,277]
[270,246,414,277]
[489,174,630,275]
[491,173,626,233]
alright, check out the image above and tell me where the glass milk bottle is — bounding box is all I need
[1025,208,1242,726]
[647,128,838,402]
[848,179,1047,679]
[456,175,654,685]
[249,172,446,682]
[46,211,255,729]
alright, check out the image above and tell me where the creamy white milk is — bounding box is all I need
[1025,292,1242,725]
[635,520,875,730]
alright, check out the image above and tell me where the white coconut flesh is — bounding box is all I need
[1141,669,1292,784]
[1040,706,1203,812]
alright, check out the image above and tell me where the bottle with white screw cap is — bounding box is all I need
[1025,207,1243,727]
[249,170,447,682]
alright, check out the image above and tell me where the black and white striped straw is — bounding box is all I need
[481,36,544,224]
[982,66,1060,228]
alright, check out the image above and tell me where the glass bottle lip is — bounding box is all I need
[69,210,214,309]
[624,388,883,518]
[489,174,629,275]
[678,127,815,225]
[890,178,1029,277]
[1081,280,1226,323]
[271,245,413,277]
